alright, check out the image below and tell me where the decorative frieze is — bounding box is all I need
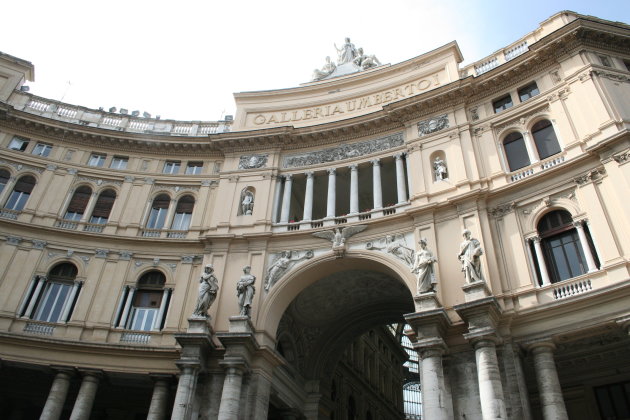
[95,249,109,258]
[417,114,449,136]
[0,159,44,174]
[239,154,268,169]
[119,251,133,260]
[6,236,21,246]
[32,240,47,249]
[283,132,403,168]
[574,167,606,185]
[592,70,630,83]
[488,202,516,218]
[154,184,200,192]
[613,150,630,164]
[78,176,123,186]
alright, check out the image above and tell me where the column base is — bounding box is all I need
[187,316,213,334]
[461,280,491,302]
[413,292,442,312]
[228,315,254,333]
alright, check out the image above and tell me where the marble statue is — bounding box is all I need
[240,189,254,215]
[366,235,415,267]
[237,265,256,317]
[412,238,437,293]
[192,264,219,317]
[265,250,314,291]
[353,48,381,70]
[313,225,367,258]
[433,157,448,181]
[335,37,358,64]
[458,229,485,283]
[312,56,337,81]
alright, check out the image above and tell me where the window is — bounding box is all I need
[89,189,116,224]
[493,94,513,113]
[0,169,9,195]
[88,153,106,167]
[163,161,180,174]
[503,132,531,171]
[110,156,128,170]
[5,175,36,211]
[538,210,589,283]
[531,119,561,160]
[185,161,203,175]
[64,186,92,220]
[124,271,170,331]
[19,263,81,323]
[518,82,539,102]
[32,143,52,157]
[171,195,194,230]
[147,194,170,229]
[8,136,29,152]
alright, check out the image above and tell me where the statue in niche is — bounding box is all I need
[366,234,415,267]
[312,225,367,258]
[353,48,381,70]
[240,189,254,215]
[264,250,314,291]
[458,229,485,283]
[335,37,358,65]
[237,265,256,317]
[312,56,337,81]
[433,157,448,181]
[192,264,219,317]
[412,238,438,294]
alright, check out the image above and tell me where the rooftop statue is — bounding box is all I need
[335,37,358,65]
[311,39,381,81]
[312,56,337,81]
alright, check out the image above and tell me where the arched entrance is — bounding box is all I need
[262,254,415,419]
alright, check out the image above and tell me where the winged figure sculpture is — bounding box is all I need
[312,225,367,257]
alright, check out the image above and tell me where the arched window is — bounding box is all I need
[531,119,561,160]
[4,175,35,211]
[65,186,92,221]
[89,189,116,224]
[0,169,10,195]
[503,132,531,171]
[171,195,194,230]
[20,263,81,323]
[537,210,594,283]
[115,271,172,332]
[147,194,170,229]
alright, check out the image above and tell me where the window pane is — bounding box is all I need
[163,161,180,174]
[532,120,561,159]
[35,282,71,323]
[185,162,203,175]
[503,133,530,171]
[493,95,513,113]
[5,191,30,210]
[110,157,128,169]
[147,207,167,229]
[518,82,539,102]
[88,154,106,167]
[8,137,29,151]
[32,143,52,157]
[171,212,191,230]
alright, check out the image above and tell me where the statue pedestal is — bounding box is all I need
[413,292,442,312]
[187,316,213,335]
[462,281,491,303]
[228,315,254,333]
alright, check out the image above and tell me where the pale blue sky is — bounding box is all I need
[2,0,628,121]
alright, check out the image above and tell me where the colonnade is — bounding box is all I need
[274,154,409,224]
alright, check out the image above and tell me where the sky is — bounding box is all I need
[2,0,628,122]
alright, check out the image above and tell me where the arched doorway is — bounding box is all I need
[264,255,415,419]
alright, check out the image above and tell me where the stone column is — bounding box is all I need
[148,376,171,420]
[279,175,293,223]
[217,364,245,420]
[573,221,598,272]
[349,164,359,215]
[69,371,101,420]
[473,338,508,420]
[371,159,383,210]
[117,286,135,328]
[326,169,336,219]
[419,347,450,420]
[303,172,314,222]
[531,236,551,286]
[271,176,283,223]
[40,369,73,420]
[529,342,568,420]
[153,288,171,331]
[171,365,199,420]
[60,281,81,322]
[522,131,539,164]
[23,275,46,318]
[243,372,272,420]
[394,153,407,204]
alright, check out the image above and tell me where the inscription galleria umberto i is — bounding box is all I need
[0,10,630,420]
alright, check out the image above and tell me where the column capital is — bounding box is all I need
[530,235,541,243]
[468,335,501,349]
[572,220,584,228]
[283,174,292,181]
[219,356,249,375]
[327,168,336,175]
[349,164,358,171]
[370,158,380,166]
[305,171,314,178]
[394,152,405,160]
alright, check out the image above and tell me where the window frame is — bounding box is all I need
[518,82,540,102]
[502,131,531,171]
[493,94,513,113]
[32,143,53,157]
[109,156,129,170]
[185,161,203,175]
[4,175,36,211]
[8,136,29,152]
[163,161,181,175]
[87,153,107,167]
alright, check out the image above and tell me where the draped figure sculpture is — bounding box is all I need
[412,238,438,293]
[192,264,219,317]
[458,229,485,283]
[237,265,256,317]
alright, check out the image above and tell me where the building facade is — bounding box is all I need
[0,10,630,420]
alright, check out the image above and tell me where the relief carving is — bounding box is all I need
[239,154,268,169]
[418,114,449,136]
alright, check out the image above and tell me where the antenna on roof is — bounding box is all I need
[59,80,72,102]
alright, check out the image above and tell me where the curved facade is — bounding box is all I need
[1,10,630,420]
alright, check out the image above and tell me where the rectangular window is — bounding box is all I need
[493,94,513,113]
[518,82,540,102]
[163,161,181,174]
[88,153,106,167]
[32,143,52,157]
[171,212,192,230]
[185,161,203,175]
[110,156,128,170]
[8,136,29,152]
[34,282,73,323]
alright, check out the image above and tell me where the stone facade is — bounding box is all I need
[1,11,630,420]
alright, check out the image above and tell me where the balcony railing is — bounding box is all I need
[141,229,189,238]
[0,209,20,220]
[120,332,151,344]
[24,322,55,336]
[553,278,592,300]
[509,153,567,183]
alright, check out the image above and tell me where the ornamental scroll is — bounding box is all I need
[283,133,404,169]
